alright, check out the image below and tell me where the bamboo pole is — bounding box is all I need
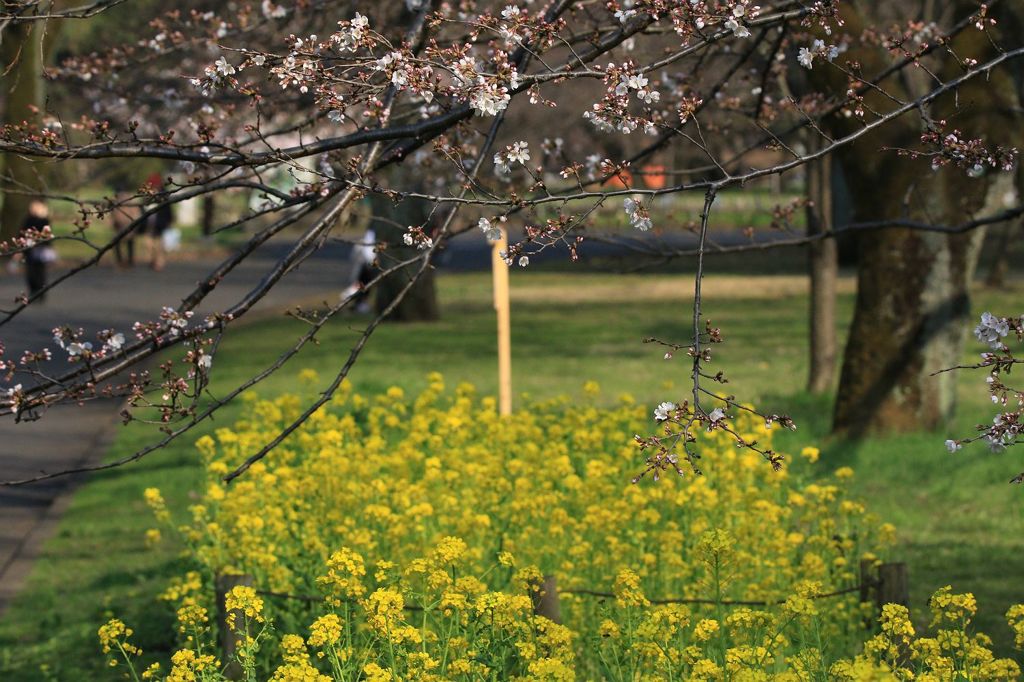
[491,228,512,416]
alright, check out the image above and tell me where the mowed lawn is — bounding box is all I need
[1,269,1022,679]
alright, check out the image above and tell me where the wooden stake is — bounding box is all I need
[859,559,878,629]
[877,563,910,611]
[530,575,562,624]
[491,227,512,416]
[216,573,254,681]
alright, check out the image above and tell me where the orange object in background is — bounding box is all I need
[641,164,667,189]
[602,169,633,189]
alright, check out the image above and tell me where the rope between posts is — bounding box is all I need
[560,582,868,606]
[250,581,871,609]
[254,588,425,612]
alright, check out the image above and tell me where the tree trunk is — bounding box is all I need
[832,158,1016,434]
[824,2,1022,435]
[984,220,1017,288]
[806,138,838,394]
[984,165,1024,288]
[201,194,216,236]
[367,170,439,322]
[833,192,986,435]
[0,21,46,243]
[375,260,439,322]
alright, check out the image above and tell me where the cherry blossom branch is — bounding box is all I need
[0,0,128,22]
[942,314,1024,482]
[0,248,433,485]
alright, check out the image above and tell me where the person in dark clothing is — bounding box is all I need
[20,200,54,301]
[145,173,174,271]
[111,191,142,268]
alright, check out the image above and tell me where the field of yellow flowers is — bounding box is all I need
[103,374,1024,680]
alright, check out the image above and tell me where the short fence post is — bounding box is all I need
[216,573,254,681]
[876,562,910,611]
[530,575,562,624]
[859,559,879,629]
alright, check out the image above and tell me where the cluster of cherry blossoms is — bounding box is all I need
[946,314,1024,470]
[583,62,664,136]
[634,394,791,483]
[920,128,1018,177]
[493,141,530,175]
[402,226,434,250]
[186,3,560,126]
[477,217,503,242]
[797,39,842,69]
[52,326,126,361]
[614,0,762,36]
[623,198,653,231]
[0,224,54,259]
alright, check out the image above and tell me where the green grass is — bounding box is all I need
[44,184,796,265]
[1,270,1022,679]
[45,187,254,263]
[540,187,806,235]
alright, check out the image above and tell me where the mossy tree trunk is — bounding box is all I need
[832,168,995,434]
[983,222,1014,288]
[0,20,46,243]
[367,168,440,322]
[822,2,1023,434]
[983,165,1024,289]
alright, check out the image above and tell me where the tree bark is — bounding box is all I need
[984,165,1024,288]
[833,186,989,434]
[367,169,439,322]
[201,194,216,236]
[984,220,1018,289]
[824,2,1022,435]
[832,139,1017,435]
[0,21,46,243]
[806,138,838,394]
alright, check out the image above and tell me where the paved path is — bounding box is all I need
[0,239,351,612]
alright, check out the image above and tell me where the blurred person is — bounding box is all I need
[111,191,142,268]
[340,227,376,314]
[19,199,56,301]
[145,172,174,271]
